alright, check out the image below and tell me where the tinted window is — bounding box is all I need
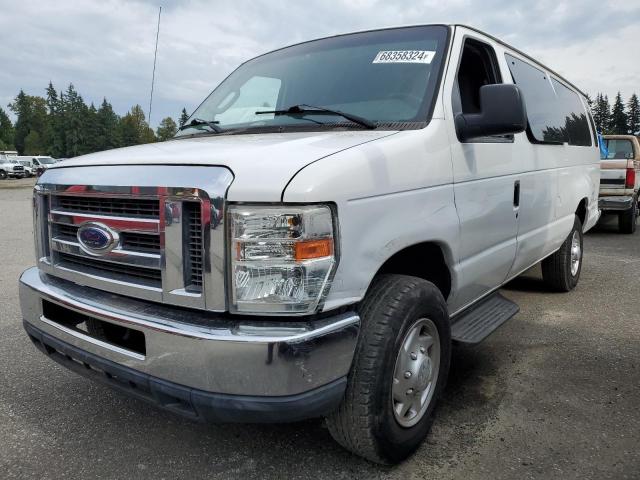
[505,54,591,146]
[603,139,634,159]
[179,26,449,135]
[551,79,591,146]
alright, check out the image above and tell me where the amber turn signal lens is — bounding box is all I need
[294,238,334,260]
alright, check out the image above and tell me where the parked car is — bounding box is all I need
[0,151,26,179]
[598,135,640,233]
[19,24,600,464]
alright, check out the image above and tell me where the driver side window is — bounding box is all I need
[453,38,510,143]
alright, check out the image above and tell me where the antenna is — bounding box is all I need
[148,6,162,126]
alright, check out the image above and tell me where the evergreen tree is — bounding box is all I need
[119,105,155,146]
[82,103,101,154]
[24,130,45,155]
[156,117,178,141]
[179,108,189,127]
[9,91,49,155]
[45,82,65,157]
[8,90,30,154]
[627,93,640,136]
[62,83,90,157]
[96,98,121,151]
[0,107,14,150]
[584,93,593,110]
[592,93,611,134]
[610,92,627,134]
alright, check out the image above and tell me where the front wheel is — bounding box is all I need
[326,274,451,464]
[541,215,583,292]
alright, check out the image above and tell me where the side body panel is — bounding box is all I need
[447,27,599,291]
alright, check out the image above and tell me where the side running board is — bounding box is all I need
[450,292,519,345]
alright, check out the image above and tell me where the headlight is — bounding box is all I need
[228,204,337,315]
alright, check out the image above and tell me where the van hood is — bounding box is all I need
[54,131,397,201]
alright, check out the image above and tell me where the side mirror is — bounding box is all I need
[455,84,527,141]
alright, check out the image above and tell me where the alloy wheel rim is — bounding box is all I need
[570,230,581,276]
[391,317,441,428]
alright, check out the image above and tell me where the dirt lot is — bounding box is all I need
[0,185,638,479]
[0,177,37,189]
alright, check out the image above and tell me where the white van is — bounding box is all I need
[19,24,600,464]
[16,156,56,176]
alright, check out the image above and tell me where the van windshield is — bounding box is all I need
[178,26,449,135]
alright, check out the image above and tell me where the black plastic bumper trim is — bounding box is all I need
[24,321,346,423]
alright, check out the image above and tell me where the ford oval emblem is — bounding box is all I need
[77,222,118,255]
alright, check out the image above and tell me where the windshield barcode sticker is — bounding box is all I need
[373,50,436,64]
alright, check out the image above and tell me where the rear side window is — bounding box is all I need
[550,79,591,146]
[505,54,592,146]
[603,139,634,159]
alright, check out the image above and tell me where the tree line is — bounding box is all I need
[0,82,190,156]
[1,82,639,158]
[589,91,640,136]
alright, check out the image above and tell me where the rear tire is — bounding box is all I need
[0,170,7,180]
[541,215,583,292]
[326,274,451,464]
[618,197,637,234]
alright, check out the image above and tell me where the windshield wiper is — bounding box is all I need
[256,104,377,129]
[179,118,223,133]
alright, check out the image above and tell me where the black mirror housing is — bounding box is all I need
[455,84,527,141]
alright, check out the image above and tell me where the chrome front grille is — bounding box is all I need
[34,165,234,311]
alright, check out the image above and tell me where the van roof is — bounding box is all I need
[256,24,588,99]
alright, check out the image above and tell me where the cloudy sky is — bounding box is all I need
[1,0,639,128]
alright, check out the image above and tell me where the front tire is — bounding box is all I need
[618,196,637,234]
[326,274,451,464]
[541,215,583,292]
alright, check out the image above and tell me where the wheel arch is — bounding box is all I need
[372,241,453,300]
[575,197,588,226]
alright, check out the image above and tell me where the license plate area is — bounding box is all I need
[41,300,146,357]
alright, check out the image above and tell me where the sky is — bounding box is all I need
[1,0,639,128]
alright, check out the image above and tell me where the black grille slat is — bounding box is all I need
[56,196,160,218]
[121,233,161,252]
[183,203,203,291]
[55,223,79,241]
[57,252,161,286]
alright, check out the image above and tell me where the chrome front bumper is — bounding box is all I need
[20,268,359,418]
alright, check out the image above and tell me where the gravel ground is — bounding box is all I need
[0,185,638,479]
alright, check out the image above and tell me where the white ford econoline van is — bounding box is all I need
[19,24,600,463]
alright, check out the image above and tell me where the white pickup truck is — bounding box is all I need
[0,151,26,179]
[19,24,600,463]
